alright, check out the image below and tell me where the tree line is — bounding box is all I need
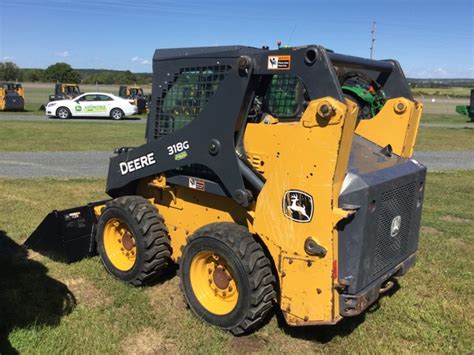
[0,61,152,85]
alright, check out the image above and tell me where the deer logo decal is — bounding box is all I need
[282,190,314,223]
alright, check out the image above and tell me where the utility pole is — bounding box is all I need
[370,21,376,59]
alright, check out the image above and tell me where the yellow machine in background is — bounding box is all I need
[0,82,25,111]
[118,85,148,114]
[27,45,426,335]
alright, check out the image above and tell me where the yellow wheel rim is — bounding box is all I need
[190,251,239,315]
[103,218,137,272]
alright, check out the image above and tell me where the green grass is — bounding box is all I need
[421,113,473,124]
[411,87,471,98]
[0,171,473,353]
[0,121,145,151]
[416,127,474,150]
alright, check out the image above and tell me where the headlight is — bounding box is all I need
[47,102,57,107]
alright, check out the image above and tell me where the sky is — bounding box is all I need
[0,0,472,78]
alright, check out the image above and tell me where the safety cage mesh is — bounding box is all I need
[265,75,304,118]
[154,65,231,138]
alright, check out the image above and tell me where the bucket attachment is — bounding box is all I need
[24,201,108,263]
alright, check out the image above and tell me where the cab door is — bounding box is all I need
[75,94,108,117]
[97,94,114,116]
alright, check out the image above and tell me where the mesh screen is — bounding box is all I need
[154,65,231,138]
[372,182,416,277]
[265,75,301,117]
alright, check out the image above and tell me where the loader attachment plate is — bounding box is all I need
[24,201,108,263]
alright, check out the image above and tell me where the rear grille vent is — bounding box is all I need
[372,182,416,277]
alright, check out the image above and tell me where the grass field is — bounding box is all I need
[411,87,471,98]
[0,121,145,152]
[421,114,472,124]
[0,171,472,353]
[416,127,474,150]
[0,118,472,152]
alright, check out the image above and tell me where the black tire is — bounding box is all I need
[96,196,171,286]
[110,108,124,120]
[56,106,71,119]
[179,222,276,335]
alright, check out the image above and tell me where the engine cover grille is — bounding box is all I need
[372,182,416,277]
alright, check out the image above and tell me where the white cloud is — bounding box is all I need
[3,56,15,61]
[433,67,448,75]
[131,56,150,65]
[55,50,69,58]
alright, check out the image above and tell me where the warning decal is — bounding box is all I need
[267,55,291,70]
[189,177,206,191]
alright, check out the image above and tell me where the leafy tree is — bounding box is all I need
[23,69,45,82]
[44,63,81,83]
[0,62,23,81]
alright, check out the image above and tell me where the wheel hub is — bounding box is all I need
[103,218,137,271]
[190,251,239,315]
[121,231,134,251]
[213,267,231,289]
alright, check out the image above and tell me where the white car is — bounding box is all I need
[46,92,138,120]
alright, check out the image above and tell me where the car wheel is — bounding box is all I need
[56,107,71,119]
[110,108,124,120]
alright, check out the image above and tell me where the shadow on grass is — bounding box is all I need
[0,231,76,354]
[274,279,401,343]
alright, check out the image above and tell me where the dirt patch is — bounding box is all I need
[421,226,443,235]
[121,327,178,355]
[440,215,472,224]
[64,277,110,307]
[146,277,187,320]
[229,336,267,354]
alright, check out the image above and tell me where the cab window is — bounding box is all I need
[80,95,98,101]
[98,95,113,101]
[264,74,305,119]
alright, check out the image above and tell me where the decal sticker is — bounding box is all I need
[390,215,402,237]
[282,190,314,223]
[119,152,156,175]
[64,211,81,221]
[267,55,291,70]
[189,177,205,191]
[167,140,190,155]
[174,151,188,160]
[75,105,82,112]
[84,105,106,112]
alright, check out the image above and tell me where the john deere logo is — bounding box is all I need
[390,216,402,237]
[282,190,314,223]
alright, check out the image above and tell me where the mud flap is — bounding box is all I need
[24,201,108,263]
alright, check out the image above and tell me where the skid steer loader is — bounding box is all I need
[0,82,25,111]
[118,85,148,114]
[26,45,426,335]
[39,83,82,110]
